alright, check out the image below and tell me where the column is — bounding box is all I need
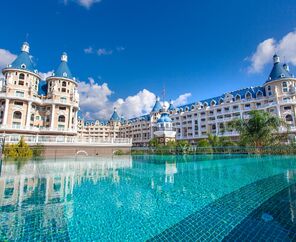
[74,110,78,130]
[3,99,9,126]
[26,101,32,128]
[50,104,55,129]
[68,106,73,130]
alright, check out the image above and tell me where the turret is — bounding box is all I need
[273,54,280,64]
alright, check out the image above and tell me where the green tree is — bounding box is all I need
[197,139,213,154]
[4,136,33,160]
[230,110,283,148]
[148,138,160,147]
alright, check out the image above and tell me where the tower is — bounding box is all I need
[153,106,176,145]
[46,52,79,132]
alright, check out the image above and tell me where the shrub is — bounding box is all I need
[4,137,33,159]
[114,150,125,155]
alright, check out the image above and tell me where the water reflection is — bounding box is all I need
[0,156,132,241]
[1,155,296,241]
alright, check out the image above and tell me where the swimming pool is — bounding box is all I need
[0,154,296,241]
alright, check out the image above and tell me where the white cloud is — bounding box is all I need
[248,30,296,73]
[84,46,93,54]
[116,46,125,52]
[64,0,101,9]
[172,93,192,106]
[77,77,192,120]
[39,71,53,80]
[0,49,16,69]
[97,48,113,56]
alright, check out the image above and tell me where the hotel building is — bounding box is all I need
[1,43,296,147]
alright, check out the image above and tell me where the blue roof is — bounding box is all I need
[54,60,73,79]
[177,86,266,111]
[128,114,150,123]
[267,62,292,83]
[10,51,35,72]
[157,112,172,123]
[38,81,48,96]
[151,98,162,112]
[168,101,175,111]
[109,109,121,122]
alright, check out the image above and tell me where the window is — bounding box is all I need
[211,100,216,106]
[282,82,288,93]
[13,111,22,119]
[35,116,40,121]
[256,91,263,98]
[59,106,66,110]
[58,115,65,122]
[60,97,67,103]
[235,95,241,102]
[286,114,293,122]
[62,81,67,87]
[19,73,25,85]
[284,106,292,110]
[245,92,252,100]
[15,91,24,97]
[14,101,23,106]
[31,114,34,122]
[61,88,66,93]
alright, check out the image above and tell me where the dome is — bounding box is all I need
[157,112,172,123]
[266,55,293,83]
[51,52,73,80]
[151,96,162,113]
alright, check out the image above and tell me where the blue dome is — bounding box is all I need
[266,55,293,83]
[157,113,172,123]
[54,60,73,79]
[9,50,35,72]
[151,97,162,112]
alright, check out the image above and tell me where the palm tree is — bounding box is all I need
[230,110,284,148]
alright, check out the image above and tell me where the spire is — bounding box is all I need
[273,54,280,64]
[283,63,290,72]
[52,52,73,79]
[168,99,175,111]
[6,42,35,72]
[109,107,121,122]
[21,42,30,53]
[61,52,68,62]
[151,96,162,113]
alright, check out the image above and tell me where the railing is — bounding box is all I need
[0,125,77,133]
[0,134,133,146]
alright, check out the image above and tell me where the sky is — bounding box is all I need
[1,0,296,120]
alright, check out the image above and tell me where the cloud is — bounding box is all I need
[97,48,113,56]
[0,49,17,69]
[247,30,296,73]
[172,93,192,106]
[84,46,125,56]
[77,77,192,120]
[64,0,101,9]
[39,71,54,80]
[84,46,93,54]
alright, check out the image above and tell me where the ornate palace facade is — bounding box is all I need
[1,43,296,146]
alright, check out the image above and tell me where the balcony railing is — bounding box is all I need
[0,134,133,146]
[0,125,77,133]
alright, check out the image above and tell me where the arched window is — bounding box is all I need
[256,91,263,98]
[204,102,208,108]
[62,81,67,87]
[245,92,252,100]
[185,107,189,112]
[211,100,216,106]
[58,115,65,122]
[235,95,241,102]
[30,114,34,122]
[13,111,22,119]
[286,114,293,122]
[219,98,223,105]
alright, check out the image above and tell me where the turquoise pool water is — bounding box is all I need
[1,154,296,241]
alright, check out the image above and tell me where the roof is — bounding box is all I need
[9,51,35,73]
[38,81,48,96]
[128,114,151,123]
[157,112,172,123]
[151,97,162,112]
[168,101,175,111]
[54,59,73,79]
[109,109,121,122]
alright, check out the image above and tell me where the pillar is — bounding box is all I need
[26,101,32,128]
[3,99,9,126]
[51,104,55,129]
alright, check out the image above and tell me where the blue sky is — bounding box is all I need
[1,0,296,119]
